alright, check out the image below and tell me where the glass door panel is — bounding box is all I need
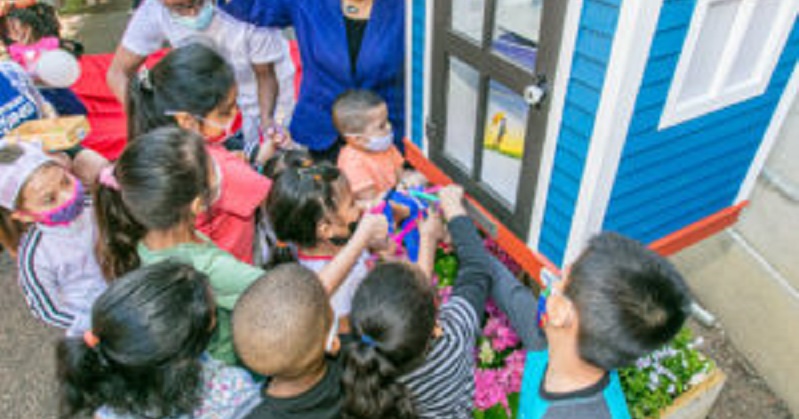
[493,0,543,70]
[452,0,485,44]
[480,80,528,207]
[444,58,481,174]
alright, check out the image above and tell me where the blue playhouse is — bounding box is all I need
[404,0,799,278]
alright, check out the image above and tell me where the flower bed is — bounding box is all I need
[432,241,721,419]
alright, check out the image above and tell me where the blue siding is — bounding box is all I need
[603,0,799,244]
[410,0,426,146]
[538,0,622,266]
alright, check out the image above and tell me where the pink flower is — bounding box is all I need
[437,286,452,305]
[483,316,521,352]
[474,369,508,411]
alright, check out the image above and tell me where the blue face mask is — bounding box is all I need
[171,1,214,31]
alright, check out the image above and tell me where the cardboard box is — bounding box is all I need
[4,116,90,151]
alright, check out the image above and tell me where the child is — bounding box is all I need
[340,185,490,419]
[0,141,105,335]
[57,260,261,419]
[333,89,424,202]
[232,263,341,418]
[127,43,284,264]
[2,2,87,115]
[266,159,429,321]
[490,233,691,418]
[94,126,265,365]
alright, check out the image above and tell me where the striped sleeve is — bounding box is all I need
[17,229,75,329]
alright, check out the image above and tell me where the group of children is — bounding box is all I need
[0,21,694,419]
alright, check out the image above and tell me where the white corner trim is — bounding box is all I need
[562,0,664,265]
[735,62,799,204]
[659,0,799,130]
[526,0,584,251]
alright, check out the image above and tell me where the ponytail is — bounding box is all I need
[126,69,174,141]
[341,263,438,419]
[263,241,298,270]
[56,337,112,417]
[341,340,416,419]
[93,181,146,280]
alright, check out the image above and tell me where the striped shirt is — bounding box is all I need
[401,296,479,419]
[17,207,106,334]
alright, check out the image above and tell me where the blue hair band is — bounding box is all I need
[361,334,378,348]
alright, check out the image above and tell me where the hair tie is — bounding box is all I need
[360,333,378,348]
[83,329,100,349]
[98,166,121,191]
[137,68,153,92]
[275,240,288,249]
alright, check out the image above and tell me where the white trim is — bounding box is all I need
[562,0,664,265]
[735,62,799,203]
[421,0,433,156]
[405,1,413,145]
[526,0,584,250]
[659,0,799,129]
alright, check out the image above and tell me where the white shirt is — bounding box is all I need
[121,0,294,119]
[298,251,371,316]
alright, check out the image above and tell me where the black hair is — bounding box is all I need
[94,126,210,279]
[261,148,314,180]
[126,43,236,141]
[341,262,437,419]
[56,260,215,418]
[265,160,351,267]
[332,89,387,134]
[232,264,330,376]
[4,4,60,41]
[566,232,692,370]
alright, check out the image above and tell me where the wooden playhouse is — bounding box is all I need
[403,0,799,280]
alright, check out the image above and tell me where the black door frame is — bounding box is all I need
[428,0,569,240]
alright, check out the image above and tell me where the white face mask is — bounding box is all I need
[361,132,394,152]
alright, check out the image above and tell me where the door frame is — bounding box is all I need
[427,0,570,240]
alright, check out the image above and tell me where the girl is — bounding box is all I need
[341,185,493,419]
[2,2,87,115]
[267,159,404,320]
[126,43,285,264]
[57,260,261,418]
[0,141,106,335]
[94,126,264,365]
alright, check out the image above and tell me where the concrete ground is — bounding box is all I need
[671,95,799,416]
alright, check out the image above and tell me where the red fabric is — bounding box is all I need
[72,41,301,161]
[196,145,272,264]
[72,50,169,160]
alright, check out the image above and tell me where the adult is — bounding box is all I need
[107,0,295,151]
[0,59,52,136]
[221,0,405,161]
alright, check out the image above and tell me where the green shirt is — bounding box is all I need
[138,236,264,365]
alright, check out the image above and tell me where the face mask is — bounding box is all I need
[171,1,215,31]
[27,178,85,227]
[363,132,394,152]
[203,111,243,144]
[328,220,359,247]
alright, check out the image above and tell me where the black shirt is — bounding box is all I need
[344,17,368,76]
[244,358,342,419]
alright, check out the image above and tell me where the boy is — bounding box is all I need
[333,89,424,202]
[233,264,342,418]
[490,233,692,418]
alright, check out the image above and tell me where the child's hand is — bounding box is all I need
[439,185,467,220]
[398,169,428,191]
[353,212,389,248]
[419,208,445,243]
[264,123,294,150]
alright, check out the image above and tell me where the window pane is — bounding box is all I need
[727,0,781,87]
[493,0,542,71]
[452,0,484,44]
[480,80,528,207]
[444,58,480,173]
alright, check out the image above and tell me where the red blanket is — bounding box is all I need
[73,42,301,160]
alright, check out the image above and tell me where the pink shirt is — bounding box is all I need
[337,144,404,197]
[196,145,272,264]
[8,37,60,74]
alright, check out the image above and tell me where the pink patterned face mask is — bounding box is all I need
[24,178,86,227]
